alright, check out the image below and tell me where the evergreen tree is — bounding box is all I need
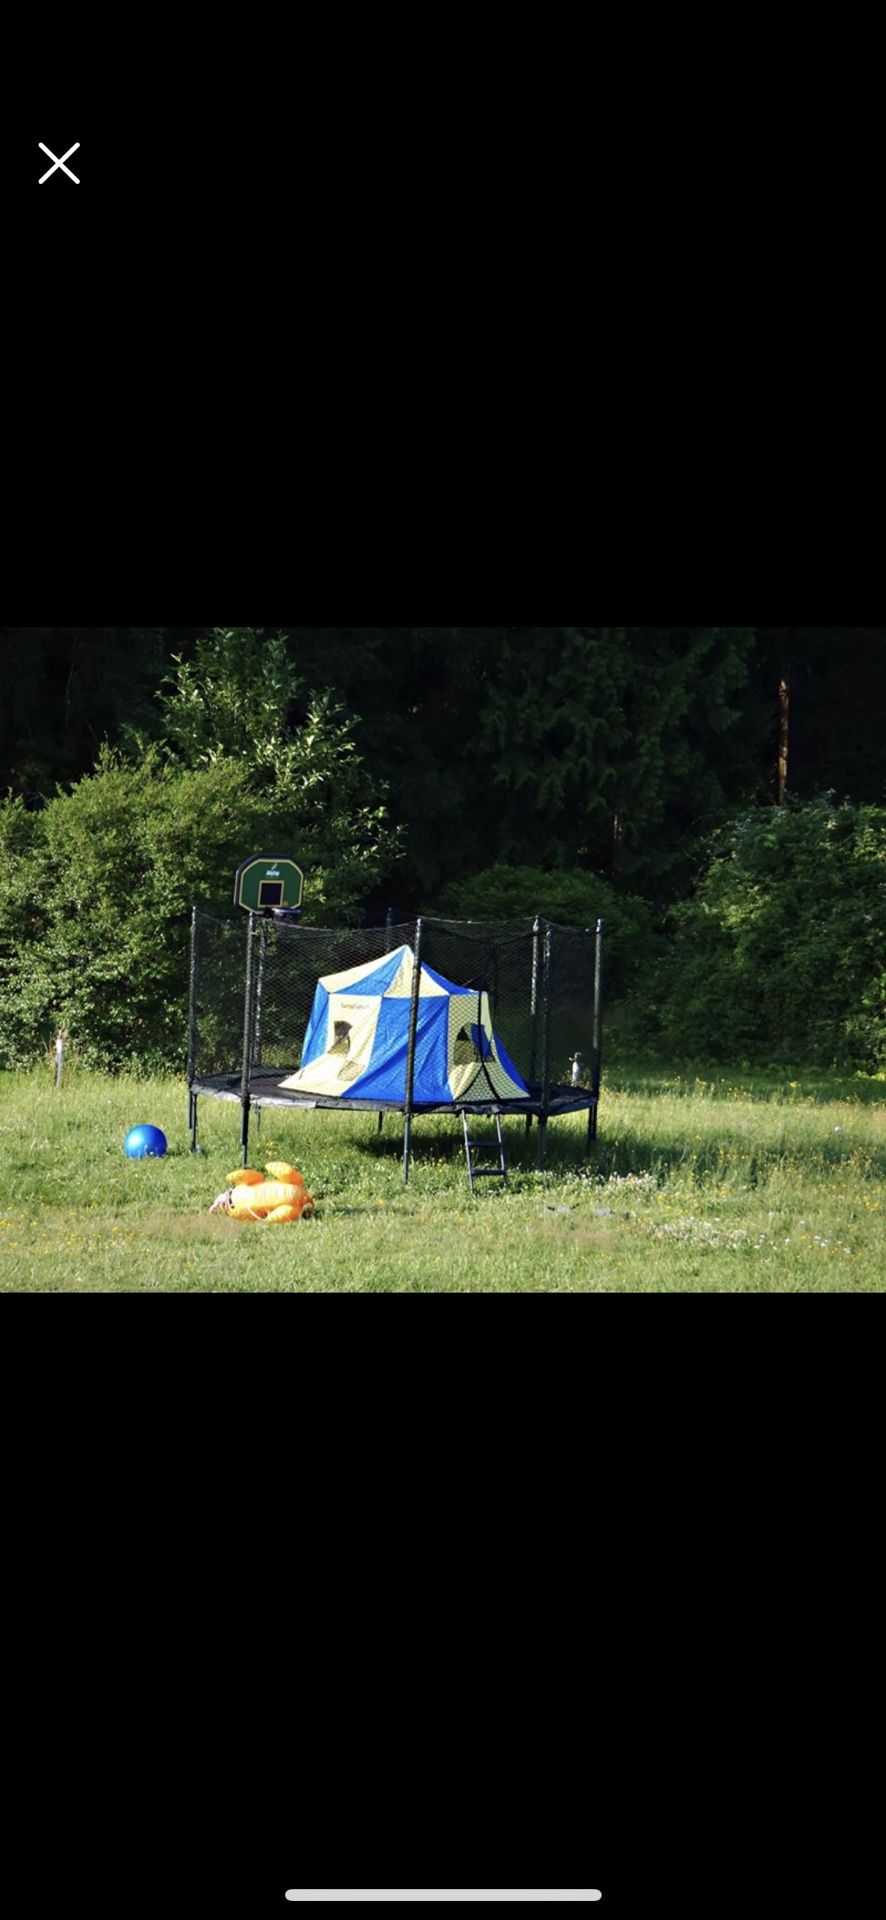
[478,627,631,871]
[473,626,760,897]
[0,627,166,800]
[271,626,503,902]
[756,628,886,803]
[610,626,760,892]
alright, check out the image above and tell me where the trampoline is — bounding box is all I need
[186,911,604,1180]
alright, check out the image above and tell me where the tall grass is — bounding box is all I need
[0,1065,883,1292]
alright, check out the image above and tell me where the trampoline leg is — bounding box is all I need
[525,1113,533,1135]
[403,1112,412,1184]
[536,1116,548,1169]
[588,1102,598,1147]
[189,1090,198,1153]
[378,1111,384,1133]
[240,1097,251,1167]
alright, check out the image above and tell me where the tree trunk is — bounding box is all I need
[777,675,790,803]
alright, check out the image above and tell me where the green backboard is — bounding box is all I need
[234,856,304,913]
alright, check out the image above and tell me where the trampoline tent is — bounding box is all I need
[186,909,605,1178]
[280,943,530,1105]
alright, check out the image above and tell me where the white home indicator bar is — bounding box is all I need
[285,1897,602,1905]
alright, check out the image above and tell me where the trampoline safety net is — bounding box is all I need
[187,910,604,1175]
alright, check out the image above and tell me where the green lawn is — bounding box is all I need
[0,1065,883,1291]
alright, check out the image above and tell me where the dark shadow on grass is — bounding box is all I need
[353,1104,885,1188]
[313,1204,391,1217]
[605,1065,886,1106]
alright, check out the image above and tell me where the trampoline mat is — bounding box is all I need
[191,1068,597,1117]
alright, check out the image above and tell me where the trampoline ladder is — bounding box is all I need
[461,1109,508,1194]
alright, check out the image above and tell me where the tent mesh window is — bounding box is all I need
[187,910,603,1170]
[330,1022,351,1056]
[453,1024,485,1066]
[416,918,536,1082]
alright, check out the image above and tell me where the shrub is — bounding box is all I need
[435,863,657,996]
[646,798,886,1070]
[0,744,396,1072]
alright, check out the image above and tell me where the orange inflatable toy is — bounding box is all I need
[209,1162,315,1223]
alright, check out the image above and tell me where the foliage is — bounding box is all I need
[273,625,505,899]
[235,625,764,899]
[474,626,762,894]
[756,627,886,803]
[152,627,301,771]
[0,626,167,800]
[3,626,884,1077]
[477,628,631,872]
[6,622,885,902]
[0,743,396,1073]
[435,862,657,994]
[152,627,401,919]
[645,798,886,1070]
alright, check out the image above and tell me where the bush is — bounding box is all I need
[645,798,886,1070]
[0,745,396,1072]
[435,862,657,996]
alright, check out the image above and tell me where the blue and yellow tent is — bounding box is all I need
[280,943,529,1105]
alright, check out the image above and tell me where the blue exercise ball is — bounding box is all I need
[124,1124,168,1159]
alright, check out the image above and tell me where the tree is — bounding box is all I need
[472,627,761,898]
[756,629,886,804]
[271,626,505,902]
[608,626,760,893]
[0,627,167,800]
[153,627,401,922]
[478,627,631,871]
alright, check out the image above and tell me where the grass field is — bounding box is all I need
[0,1065,883,1291]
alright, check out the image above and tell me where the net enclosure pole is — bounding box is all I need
[187,905,199,1151]
[537,920,552,1169]
[253,915,268,1070]
[250,914,269,1147]
[239,911,257,1166]
[526,912,541,1135]
[402,916,423,1184]
[588,917,604,1146]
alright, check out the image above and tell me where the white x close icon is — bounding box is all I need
[38,142,80,185]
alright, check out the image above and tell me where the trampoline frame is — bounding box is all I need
[186,911,605,1181]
